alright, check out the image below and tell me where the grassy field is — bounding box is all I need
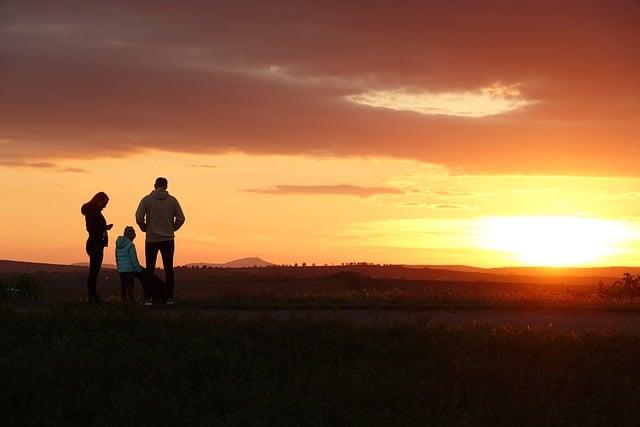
[7,269,640,312]
[2,306,640,426]
[174,285,640,312]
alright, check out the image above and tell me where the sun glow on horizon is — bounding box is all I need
[478,216,634,267]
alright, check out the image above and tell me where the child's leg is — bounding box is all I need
[120,273,133,302]
[119,273,127,302]
[127,281,135,302]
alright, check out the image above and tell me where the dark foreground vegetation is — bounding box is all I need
[2,307,640,426]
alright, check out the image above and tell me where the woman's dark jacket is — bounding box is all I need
[81,203,109,247]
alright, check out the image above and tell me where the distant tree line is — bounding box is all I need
[176,261,397,270]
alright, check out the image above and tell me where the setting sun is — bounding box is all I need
[478,216,634,267]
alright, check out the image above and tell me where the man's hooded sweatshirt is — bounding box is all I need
[135,189,186,243]
[115,236,143,273]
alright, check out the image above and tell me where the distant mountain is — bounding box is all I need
[184,257,274,268]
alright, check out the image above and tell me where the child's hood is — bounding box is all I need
[115,236,133,249]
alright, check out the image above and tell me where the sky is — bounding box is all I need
[1,1,639,267]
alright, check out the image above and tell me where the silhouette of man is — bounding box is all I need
[136,177,185,304]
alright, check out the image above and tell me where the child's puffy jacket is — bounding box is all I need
[115,236,143,273]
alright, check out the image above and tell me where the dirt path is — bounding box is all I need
[200,307,640,331]
[6,304,640,331]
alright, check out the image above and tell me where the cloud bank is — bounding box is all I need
[1,1,638,175]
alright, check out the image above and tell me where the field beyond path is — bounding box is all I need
[2,306,640,426]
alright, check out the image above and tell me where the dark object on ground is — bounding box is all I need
[144,271,168,304]
[329,271,372,290]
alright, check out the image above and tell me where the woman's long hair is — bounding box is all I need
[81,192,109,215]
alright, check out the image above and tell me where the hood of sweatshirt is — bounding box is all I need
[150,189,169,200]
[115,236,132,249]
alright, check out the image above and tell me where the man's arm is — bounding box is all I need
[173,198,186,231]
[135,198,147,232]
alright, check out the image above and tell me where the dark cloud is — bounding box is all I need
[1,1,638,175]
[60,167,89,173]
[243,184,403,197]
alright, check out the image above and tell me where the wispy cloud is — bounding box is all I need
[243,184,403,197]
[184,163,218,169]
[0,161,89,173]
[346,83,536,118]
[0,161,57,169]
[396,201,476,210]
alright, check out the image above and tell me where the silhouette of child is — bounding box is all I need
[115,226,145,302]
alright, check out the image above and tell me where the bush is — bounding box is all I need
[12,272,41,301]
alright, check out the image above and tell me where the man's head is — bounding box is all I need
[154,177,168,190]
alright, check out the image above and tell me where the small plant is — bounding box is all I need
[12,272,42,302]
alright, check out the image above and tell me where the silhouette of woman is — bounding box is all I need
[81,192,113,303]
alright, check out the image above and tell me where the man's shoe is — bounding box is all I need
[144,299,153,306]
[166,298,175,306]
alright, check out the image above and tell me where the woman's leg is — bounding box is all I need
[86,244,103,302]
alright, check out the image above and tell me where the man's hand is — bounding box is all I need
[106,224,113,230]
[138,223,146,232]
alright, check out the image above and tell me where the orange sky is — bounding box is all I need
[1,1,639,267]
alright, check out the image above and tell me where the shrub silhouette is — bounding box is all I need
[10,272,41,302]
[329,271,372,290]
[599,273,640,299]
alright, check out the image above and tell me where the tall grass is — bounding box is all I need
[1,308,640,425]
